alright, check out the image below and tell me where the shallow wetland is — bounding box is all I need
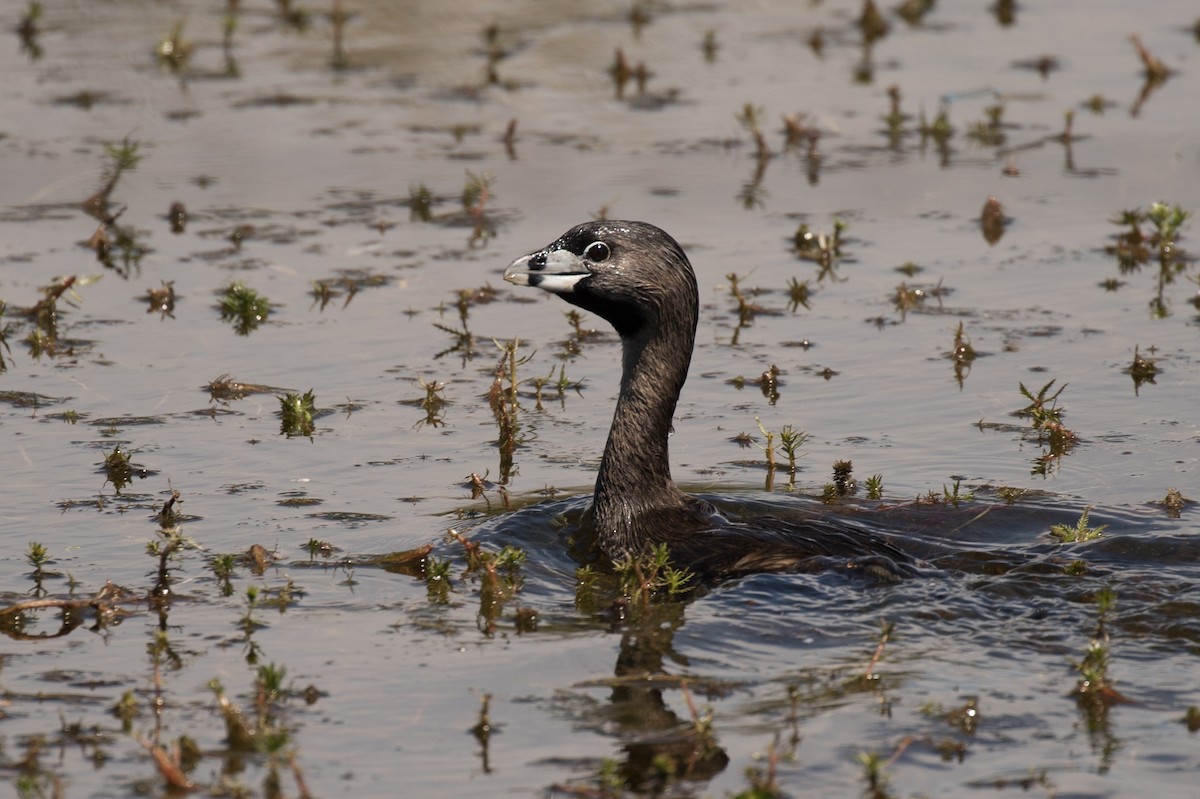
[2,1,1200,797]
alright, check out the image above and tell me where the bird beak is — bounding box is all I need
[504,249,589,294]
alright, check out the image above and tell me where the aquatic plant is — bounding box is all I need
[857,0,889,43]
[26,541,51,580]
[612,542,695,610]
[1016,380,1075,447]
[1126,344,1159,393]
[17,1,42,58]
[777,427,809,489]
[1073,586,1125,714]
[210,553,237,597]
[413,376,447,428]
[144,280,175,318]
[219,281,270,335]
[1109,202,1194,316]
[865,474,884,500]
[103,445,135,493]
[736,103,771,163]
[1129,34,1170,84]
[155,20,192,72]
[408,182,433,221]
[941,479,974,507]
[147,510,199,601]
[830,458,853,496]
[278,390,317,439]
[792,219,846,270]
[1049,507,1107,543]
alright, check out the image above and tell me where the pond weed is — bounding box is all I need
[278,390,317,439]
[1049,507,1107,543]
[219,281,270,336]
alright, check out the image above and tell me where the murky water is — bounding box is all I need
[2,1,1199,796]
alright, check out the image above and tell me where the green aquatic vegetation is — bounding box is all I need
[1106,201,1192,316]
[528,366,559,410]
[1049,507,1107,543]
[613,542,695,609]
[1130,33,1170,84]
[951,322,976,363]
[755,417,778,490]
[413,376,447,428]
[488,339,530,483]
[0,301,12,371]
[462,170,496,246]
[865,474,884,500]
[210,553,237,597]
[111,690,138,734]
[408,179,432,219]
[143,280,175,318]
[17,1,42,57]
[785,276,811,312]
[256,662,289,703]
[895,0,934,25]
[830,459,854,496]
[950,321,976,387]
[1160,487,1187,518]
[105,138,143,173]
[103,445,135,493]
[857,749,894,799]
[1125,344,1158,393]
[275,0,312,30]
[1016,379,1076,451]
[918,103,954,144]
[1147,201,1191,256]
[461,170,492,213]
[155,20,192,72]
[882,85,908,143]
[792,219,846,270]
[857,0,889,42]
[425,556,453,602]
[778,426,809,489]
[278,389,317,438]
[735,103,771,163]
[941,479,974,506]
[726,271,768,326]
[219,281,270,335]
[302,538,336,558]
[1073,587,1126,710]
[26,541,51,580]
[966,102,1006,147]
[147,518,199,600]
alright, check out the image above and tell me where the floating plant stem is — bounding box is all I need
[755,417,777,492]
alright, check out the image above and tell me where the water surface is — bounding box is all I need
[2,1,1199,796]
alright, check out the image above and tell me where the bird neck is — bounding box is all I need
[592,318,695,551]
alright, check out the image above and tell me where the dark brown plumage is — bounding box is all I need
[505,221,915,579]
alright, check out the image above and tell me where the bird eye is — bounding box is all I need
[584,241,610,263]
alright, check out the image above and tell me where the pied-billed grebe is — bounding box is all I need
[505,221,915,579]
